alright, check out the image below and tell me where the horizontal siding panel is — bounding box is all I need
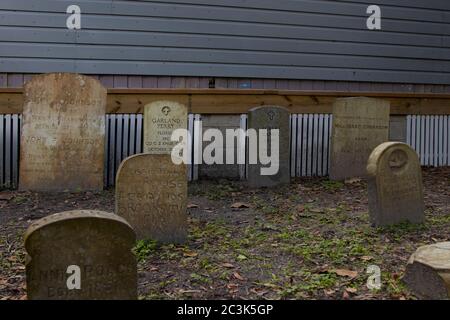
[1,42,449,73]
[1,0,449,24]
[1,27,450,61]
[1,10,449,38]
[2,58,449,84]
[0,1,449,84]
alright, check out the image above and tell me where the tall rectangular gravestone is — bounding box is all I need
[116,154,187,243]
[247,106,290,188]
[367,142,425,226]
[329,97,390,181]
[143,101,187,155]
[19,73,106,191]
[24,210,137,300]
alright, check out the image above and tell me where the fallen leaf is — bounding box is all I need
[346,287,358,294]
[342,291,350,299]
[231,202,251,209]
[262,283,279,289]
[250,288,268,296]
[233,272,245,281]
[0,193,14,201]
[296,205,305,213]
[221,263,235,269]
[187,204,199,209]
[345,178,362,184]
[227,283,239,293]
[310,208,324,213]
[237,254,247,261]
[324,289,335,296]
[183,251,198,258]
[315,265,329,273]
[178,289,201,294]
[361,256,373,261]
[332,269,358,279]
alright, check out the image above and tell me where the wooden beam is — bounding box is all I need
[1,89,449,115]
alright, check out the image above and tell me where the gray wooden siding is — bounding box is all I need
[3,73,450,94]
[1,0,450,84]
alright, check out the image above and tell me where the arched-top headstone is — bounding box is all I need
[143,101,187,154]
[116,154,187,243]
[330,97,390,181]
[403,242,450,299]
[367,142,424,226]
[24,210,137,300]
[19,73,106,192]
[247,106,290,188]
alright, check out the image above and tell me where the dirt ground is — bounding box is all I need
[0,167,449,300]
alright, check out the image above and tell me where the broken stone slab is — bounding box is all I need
[403,242,450,299]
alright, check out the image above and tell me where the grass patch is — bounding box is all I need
[133,239,158,262]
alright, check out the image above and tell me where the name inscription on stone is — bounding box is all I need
[116,154,187,243]
[330,97,390,180]
[19,73,106,191]
[143,101,187,154]
[24,210,137,300]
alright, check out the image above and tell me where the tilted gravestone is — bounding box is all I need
[116,154,187,243]
[329,97,390,181]
[367,142,424,226]
[403,242,450,299]
[247,106,290,188]
[24,210,137,300]
[19,73,106,191]
[143,101,187,155]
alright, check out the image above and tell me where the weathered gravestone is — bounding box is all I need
[403,242,450,299]
[200,115,242,179]
[19,73,106,191]
[143,101,187,154]
[24,210,137,300]
[247,106,290,188]
[367,142,424,226]
[116,154,187,243]
[329,97,390,181]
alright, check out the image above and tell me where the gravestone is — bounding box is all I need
[247,106,290,188]
[116,154,187,243]
[200,115,242,179]
[24,210,137,300]
[367,142,424,226]
[403,242,450,299]
[19,73,106,191]
[143,101,187,154]
[329,97,390,180]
